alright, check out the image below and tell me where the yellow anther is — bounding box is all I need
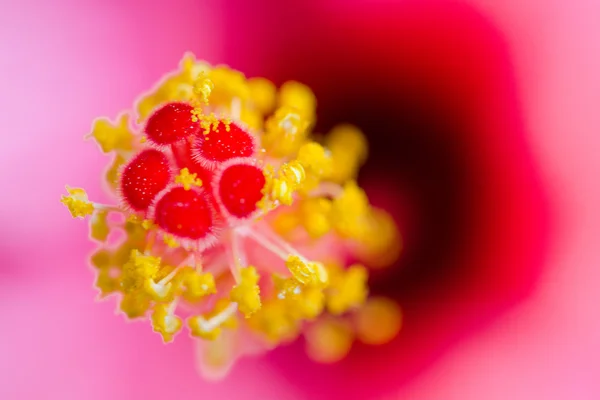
[188,316,221,340]
[268,161,306,206]
[327,124,368,163]
[193,72,214,104]
[111,241,137,267]
[230,266,261,317]
[326,264,369,315]
[297,142,332,177]
[285,255,328,287]
[151,303,183,343]
[325,124,368,183]
[123,218,147,244]
[162,234,179,248]
[295,286,325,320]
[175,168,203,190]
[181,268,216,303]
[305,317,354,364]
[354,297,402,345]
[279,81,316,118]
[331,181,370,238]
[90,210,110,242]
[120,250,161,293]
[279,160,306,187]
[90,249,112,269]
[61,186,95,218]
[272,275,325,320]
[300,198,332,238]
[119,291,151,319]
[273,275,302,299]
[270,178,293,206]
[248,300,299,344]
[248,77,276,113]
[208,66,250,105]
[105,154,126,192]
[88,114,134,153]
[272,211,301,237]
[356,208,402,268]
[95,267,120,297]
[263,106,309,156]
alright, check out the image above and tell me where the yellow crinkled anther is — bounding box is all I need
[88,114,134,153]
[90,249,112,269]
[300,198,333,238]
[105,154,126,192]
[188,316,222,340]
[61,186,95,218]
[181,268,217,303]
[326,264,369,315]
[330,181,370,238]
[120,291,151,319]
[297,142,333,177]
[356,208,402,268]
[193,72,214,105]
[354,297,402,345]
[325,124,368,183]
[263,106,310,156]
[272,275,324,320]
[90,210,110,242]
[287,285,326,320]
[151,303,183,343]
[90,249,122,296]
[279,81,316,118]
[285,255,328,287]
[95,268,121,297]
[175,168,203,190]
[230,266,261,317]
[207,66,250,106]
[247,77,276,114]
[268,161,306,206]
[248,300,299,344]
[120,250,161,293]
[304,317,354,364]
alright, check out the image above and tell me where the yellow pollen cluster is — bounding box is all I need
[61,186,95,218]
[193,72,214,105]
[285,255,328,287]
[62,54,403,374]
[230,267,261,317]
[175,168,203,190]
[180,267,216,302]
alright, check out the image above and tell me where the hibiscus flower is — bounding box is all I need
[2,0,599,399]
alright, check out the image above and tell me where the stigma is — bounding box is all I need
[62,53,402,377]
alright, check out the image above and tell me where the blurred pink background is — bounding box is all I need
[1,0,599,399]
